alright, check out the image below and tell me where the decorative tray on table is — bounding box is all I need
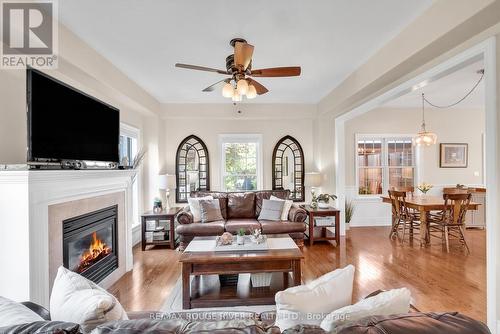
[214,235,269,252]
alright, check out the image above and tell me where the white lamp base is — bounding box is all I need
[165,190,171,210]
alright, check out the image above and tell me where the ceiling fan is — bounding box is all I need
[175,38,301,101]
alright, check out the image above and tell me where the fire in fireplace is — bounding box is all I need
[77,231,112,273]
[63,205,118,283]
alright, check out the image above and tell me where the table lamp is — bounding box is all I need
[159,174,176,210]
[305,172,322,205]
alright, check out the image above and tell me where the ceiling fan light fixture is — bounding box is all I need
[232,90,242,102]
[222,83,234,98]
[246,84,257,99]
[237,79,249,95]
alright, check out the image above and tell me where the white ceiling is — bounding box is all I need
[384,60,485,109]
[58,0,433,104]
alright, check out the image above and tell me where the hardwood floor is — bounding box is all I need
[108,226,486,321]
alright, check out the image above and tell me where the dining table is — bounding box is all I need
[380,194,480,246]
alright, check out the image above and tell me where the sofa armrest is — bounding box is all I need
[177,206,194,225]
[21,301,51,321]
[288,204,307,222]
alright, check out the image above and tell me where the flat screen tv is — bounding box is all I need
[27,69,120,163]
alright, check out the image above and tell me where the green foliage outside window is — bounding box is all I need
[224,143,258,191]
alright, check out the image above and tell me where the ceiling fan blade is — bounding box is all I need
[202,79,230,92]
[175,63,228,75]
[247,78,269,95]
[250,67,301,77]
[234,42,254,71]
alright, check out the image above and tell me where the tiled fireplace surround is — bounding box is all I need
[0,170,136,307]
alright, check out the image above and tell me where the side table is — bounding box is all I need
[141,207,182,251]
[301,205,340,246]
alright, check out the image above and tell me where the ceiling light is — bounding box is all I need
[413,131,437,146]
[232,90,242,102]
[222,83,234,98]
[237,79,248,95]
[413,93,437,146]
[246,84,257,99]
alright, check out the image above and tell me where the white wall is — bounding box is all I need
[160,103,317,203]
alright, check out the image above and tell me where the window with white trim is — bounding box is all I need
[120,124,140,227]
[357,135,415,196]
[220,134,262,191]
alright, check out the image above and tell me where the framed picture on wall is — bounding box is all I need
[440,143,468,168]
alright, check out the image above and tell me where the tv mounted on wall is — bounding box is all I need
[27,69,120,164]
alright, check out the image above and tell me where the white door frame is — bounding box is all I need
[334,37,497,332]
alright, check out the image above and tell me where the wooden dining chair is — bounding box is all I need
[390,186,420,221]
[388,190,419,242]
[443,187,471,195]
[428,193,471,254]
[390,186,415,196]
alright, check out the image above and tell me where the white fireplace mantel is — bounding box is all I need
[0,169,136,307]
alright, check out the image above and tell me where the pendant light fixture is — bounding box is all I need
[413,68,484,147]
[413,93,437,146]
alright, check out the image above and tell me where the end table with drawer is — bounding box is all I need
[301,205,340,246]
[141,207,182,250]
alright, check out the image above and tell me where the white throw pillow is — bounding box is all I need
[188,196,214,222]
[320,288,411,331]
[275,264,355,331]
[270,195,293,221]
[0,296,44,327]
[50,266,128,331]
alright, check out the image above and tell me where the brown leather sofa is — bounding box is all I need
[5,299,490,334]
[5,308,489,334]
[176,190,307,251]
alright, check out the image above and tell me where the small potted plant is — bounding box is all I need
[236,228,245,245]
[312,193,338,209]
[417,183,433,196]
[345,200,355,231]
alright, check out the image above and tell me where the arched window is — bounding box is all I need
[175,135,210,203]
[272,136,304,202]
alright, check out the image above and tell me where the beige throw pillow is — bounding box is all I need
[270,195,293,220]
[50,266,128,332]
[320,288,412,331]
[187,196,213,222]
[258,199,285,221]
[199,199,224,223]
[275,265,355,331]
[0,296,44,327]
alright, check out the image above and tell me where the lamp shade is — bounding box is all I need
[305,172,322,188]
[159,174,176,190]
[246,85,257,99]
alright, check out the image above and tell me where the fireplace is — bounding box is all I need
[63,205,118,283]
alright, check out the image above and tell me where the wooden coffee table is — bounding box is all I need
[179,235,303,309]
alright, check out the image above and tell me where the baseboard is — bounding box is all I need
[350,218,391,227]
[132,224,141,246]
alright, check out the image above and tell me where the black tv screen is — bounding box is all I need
[27,69,120,163]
